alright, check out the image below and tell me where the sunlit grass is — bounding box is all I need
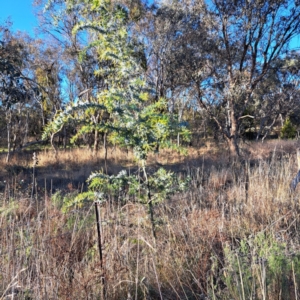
[1,140,300,299]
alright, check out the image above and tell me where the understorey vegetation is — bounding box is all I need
[1,142,300,299]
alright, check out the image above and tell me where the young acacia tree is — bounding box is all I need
[42,0,189,160]
[42,0,190,255]
[35,0,119,152]
[42,0,146,147]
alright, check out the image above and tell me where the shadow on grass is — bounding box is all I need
[0,140,298,197]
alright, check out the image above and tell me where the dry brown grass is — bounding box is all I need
[1,140,300,299]
[242,139,298,160]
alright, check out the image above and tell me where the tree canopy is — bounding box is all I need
[0,0,299,157]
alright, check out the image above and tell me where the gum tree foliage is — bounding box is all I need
[144,0,300,156]
[28,41,63,127]
[0,25,41,161]
[0,24,65,156]
[0,28,29,109]
[42,0,190,237]
[138,2,208,101]
[198,0,300,156]
[251,55,300,141]
[137,2,210,144]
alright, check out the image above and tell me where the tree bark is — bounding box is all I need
[93,129,99,156]
[6,110,12,163]
[227,136,240,157]
[226,99,240,157]
[50,133,57,155]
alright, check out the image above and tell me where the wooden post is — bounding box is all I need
[94,201,106,299]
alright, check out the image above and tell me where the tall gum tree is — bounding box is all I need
[150,0,300,156]
[0,25,41,161]
[197,0,300,156]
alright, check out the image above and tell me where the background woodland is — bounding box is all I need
[1,0,300,299]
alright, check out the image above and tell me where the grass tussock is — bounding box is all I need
[1,140,300,299]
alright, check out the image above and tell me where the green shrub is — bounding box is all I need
[209,233,300,300]
[280,118,297,139]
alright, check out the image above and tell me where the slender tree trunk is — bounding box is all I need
[103,132,108,174]
[92,113,100,156]
[227,136,240,157]
[256,117,265,141]
[39,101,45,127]
[12,131,17,152]
[6,110,12,163]
[227,99,240,157]
[23,110,29,146]
[63,126,67,151]
[177,102,184,147]
[50,133,57,156]
[93,129,99,156]
[261,115,279,143]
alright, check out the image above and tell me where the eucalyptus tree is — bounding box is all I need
[252,54,300,141]
[34,0,103,102]
[139,2,207,99]
[146,0,300,156]
[27,39,63,127]
[133,1,209,145]
[194,0,300,156]
[0,25,41,160]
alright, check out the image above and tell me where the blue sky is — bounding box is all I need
[0,0,38,35]
[0,0,299,50]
